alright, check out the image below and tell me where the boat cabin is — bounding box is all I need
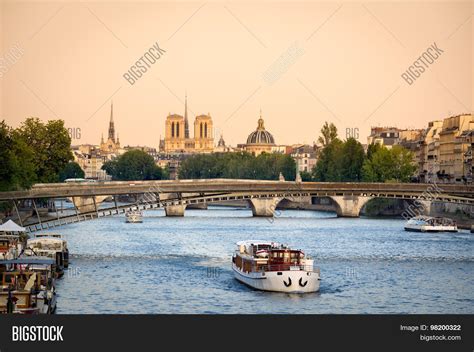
[233,241,307,273]
[0,258,56,314]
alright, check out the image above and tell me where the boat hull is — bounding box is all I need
[233,264,320,293]
[404,225,458,232]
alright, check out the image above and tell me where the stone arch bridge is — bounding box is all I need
[0,179,472,232]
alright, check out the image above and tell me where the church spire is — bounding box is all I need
[108,101,115,143]
[184,92,190,139]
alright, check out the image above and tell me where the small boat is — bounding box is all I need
[23,234,69,276]
[125,210,143,223]
[404,215,458,232]
[0,257,57,314]
[232,240,320,293]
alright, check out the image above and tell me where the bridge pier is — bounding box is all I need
[70,196,108,214]
[330,195,373,217]
[165,204,186,217]
[249,198,281,217]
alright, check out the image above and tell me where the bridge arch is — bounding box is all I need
[248,197,283,217]
[328,195,373,217]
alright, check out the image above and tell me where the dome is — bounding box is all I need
[246,115,275,145]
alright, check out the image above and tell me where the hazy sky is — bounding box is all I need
[1,1,472,148]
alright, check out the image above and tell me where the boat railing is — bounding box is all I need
[254,264,318,273]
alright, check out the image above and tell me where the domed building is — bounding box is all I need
[244,111,276,156]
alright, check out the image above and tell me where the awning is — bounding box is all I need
[0,220,26,232]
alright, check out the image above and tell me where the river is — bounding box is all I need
[44,206,473,314]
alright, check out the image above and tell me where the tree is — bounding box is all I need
[178,152,296,180]
[0,121,36,191]
[102,150,166,181]
[300,171,313,182]
[317,121,338,147]
[339,138,365,181]
[312,137,365,182]
[366,142,382,160]
[58,162,85,181]
[313,139,343,181]
[390,145,417,182]
[17,118,73,183]
[362,144,416,182]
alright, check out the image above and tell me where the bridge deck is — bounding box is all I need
[0,180,473,200]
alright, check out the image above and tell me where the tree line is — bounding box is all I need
[102,149,168,181]
[178,152,296,180]
[309,122,416,182]
[0,118,75,191]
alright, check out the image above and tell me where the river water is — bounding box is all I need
[45,206,473,314]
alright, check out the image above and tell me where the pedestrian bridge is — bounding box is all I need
[1,179,473,232]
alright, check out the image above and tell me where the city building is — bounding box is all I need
[271,145,292,154]
[463,131,473,183]
[291,144,318,173]
[367,126,423,150]
[72,145,110,180]
[438,114,473,182]
[243,111,276,156]
[162,95,214,153]
[214,135,234,153]
[100,102,121,155]
[123,145,158,157]
[367,127,400,148]
[155,153,190,180]
[417,121,443,183]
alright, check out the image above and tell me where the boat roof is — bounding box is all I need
[410,215,454,221]
[34,233,63,238]
[0,257,55,265]
[28,237,65,243]
[236,240,280,246]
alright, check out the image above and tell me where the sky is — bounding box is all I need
[0,0,473,148]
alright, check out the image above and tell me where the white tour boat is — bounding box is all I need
[404,215,458,232]
[232,240,320,293]
[125,210,143,223]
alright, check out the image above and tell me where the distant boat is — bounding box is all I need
[404,215,458,233]
[232,240,320,293]
[126,210,143,223]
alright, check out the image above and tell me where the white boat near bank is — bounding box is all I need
[23,234,69,276]
[125,210,143,223]
[404,215,458,233]
[232,240,320,293]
